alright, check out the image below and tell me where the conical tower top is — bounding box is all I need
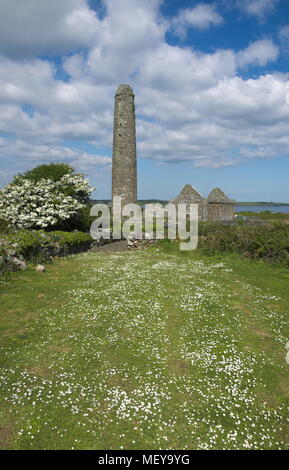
[115,84,134,96]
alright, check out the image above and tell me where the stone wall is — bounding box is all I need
[206,188,235,222]
[170,184,205,220]
[207,202,235,222]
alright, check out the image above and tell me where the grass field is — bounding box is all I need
[238,211,289,223]
[0,242,288,449]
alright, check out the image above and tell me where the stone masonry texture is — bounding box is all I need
[112,84,137,207]
[171,185,235,222]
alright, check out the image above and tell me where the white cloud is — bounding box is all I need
[279,24,289,48]
[234,0,279,20]
[135,71,289,168]
[0,0,99,58]
[0,0,288,184]
[171,3,224,38]
[237,39,279,67]
[137,45,236,92]
[82,0,166,85]
[0,137,111,186]
[0,138,111,165]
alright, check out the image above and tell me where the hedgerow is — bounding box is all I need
[0,230,93,273]
[198,222,289,265]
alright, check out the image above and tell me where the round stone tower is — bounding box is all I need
[112,84,137,207]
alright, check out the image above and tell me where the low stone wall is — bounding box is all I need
[89,237,157,252]
[127,238,156,250]
[0,231,93,274]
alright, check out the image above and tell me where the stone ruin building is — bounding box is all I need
[111,84,235,222]
[170,184,205,220]
[170,184,235,222]
[206,187,235,222]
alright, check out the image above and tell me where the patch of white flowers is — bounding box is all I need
[0,174,94,229]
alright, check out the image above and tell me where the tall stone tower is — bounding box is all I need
[112,84,137,207]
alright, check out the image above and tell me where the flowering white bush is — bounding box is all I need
[60,173,93,194]
[0,173,94,230]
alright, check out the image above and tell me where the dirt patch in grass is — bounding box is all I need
[251,327,271,338]
[255,387,278,408]
[47,344,73,353]
[0,425,13,449]
[26,365,54,379]
[1,327,28,338]
[167,358,190,377]
[6,309,21,315]
[90,241,128,253]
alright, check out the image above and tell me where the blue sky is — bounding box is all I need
[0,0,289,201]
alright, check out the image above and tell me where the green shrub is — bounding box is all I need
[53,205,94,232]
[238,211,289,221]
[17,163,91,204]
[13,230,45,260]
[0,230,93,272]
[49,231,93,254]
[18,163,74,183]
[198,222,289,265]
[0,218,10,233]
[1,163,94,232]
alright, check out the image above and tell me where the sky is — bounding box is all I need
[0,0,289,202]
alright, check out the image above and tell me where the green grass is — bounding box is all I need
[0,242,288,449]
[238,210,289,222]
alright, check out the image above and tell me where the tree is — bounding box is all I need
[19,163,73,182]
[14,163,91,204]
[0,164,94,230]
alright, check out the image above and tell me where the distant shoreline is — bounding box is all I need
[91,199,289,206]
[236,202,289,206]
